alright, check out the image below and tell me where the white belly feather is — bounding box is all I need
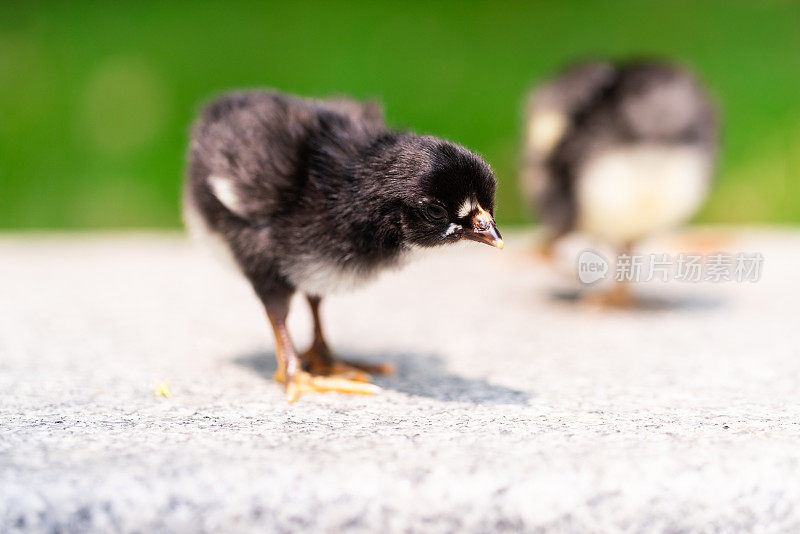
[576,144,710,243]
[284,248,414,296]
[284,259,374,296]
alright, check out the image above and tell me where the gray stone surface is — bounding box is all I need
[1,230,799,533]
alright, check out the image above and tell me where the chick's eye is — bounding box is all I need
[424,204,448,221]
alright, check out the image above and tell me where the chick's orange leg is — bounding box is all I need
[533,233,557,261]
[300,295,395,382]
[582,241,635,308]
[263,292,380,403]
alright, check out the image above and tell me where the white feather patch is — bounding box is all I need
[527,110,568,155]
[457,198,476,218]
[444,223,462,237]
[577,144,711,243]
[208,175,247,218]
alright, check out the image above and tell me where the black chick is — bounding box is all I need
[522,59,717,304]
[184,91,503,402]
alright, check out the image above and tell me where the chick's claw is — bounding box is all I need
[323,362,372,383]
[284,371,382,403]
[344,361,396,376]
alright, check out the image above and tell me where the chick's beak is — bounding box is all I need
[461,205,504,249]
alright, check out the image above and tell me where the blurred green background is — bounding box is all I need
[1,1,798,229]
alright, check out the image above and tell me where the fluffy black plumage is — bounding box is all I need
[184,90,502,401]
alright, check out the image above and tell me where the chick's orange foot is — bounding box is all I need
[301,345,395,382]
[583,282,633,309]
[300,296,395,382]
[275,370,382,403]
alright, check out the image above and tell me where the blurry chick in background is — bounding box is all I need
[184,91,502,402]
[522,59,718,306]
